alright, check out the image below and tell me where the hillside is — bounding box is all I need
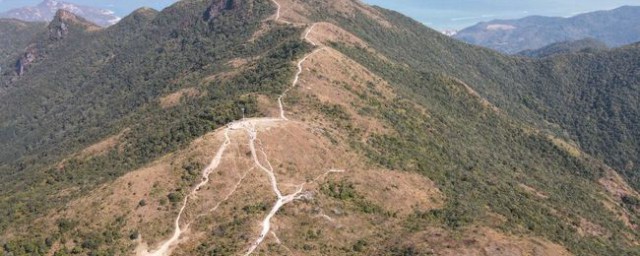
[518,38,609,58]
[0,0,639,255]
[454,5,640,53]
[0,0,121,27]
[0,19,45,62]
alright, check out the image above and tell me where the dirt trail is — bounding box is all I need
[137,1,339,255]
[271,0,281,21]
[138,129,231,256]
[244,10,336,255]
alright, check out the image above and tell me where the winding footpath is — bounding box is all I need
[138,1,340,255]
[278,24,320,120]
[139,129,232,256]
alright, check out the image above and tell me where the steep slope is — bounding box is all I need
[315,3,640,194]
[1,0,639,255]
[0,0,306,246]
[0,0,121,27]
[455,5,640,53]
[518,38,609,58]
[0,19,46,62]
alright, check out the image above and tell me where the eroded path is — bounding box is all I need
[138,129,232,256]
[137,2,339,255]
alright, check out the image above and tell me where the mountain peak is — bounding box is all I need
[47,9,99,39]
[53,9,78,22]
[0,0,120,27]
[52,9,99,29]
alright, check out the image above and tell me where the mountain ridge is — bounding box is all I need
[517,38,609,58]
[454,5,640,53]
[0,0,639,255]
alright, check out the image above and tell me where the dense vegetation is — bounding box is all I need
[296,2,640,254]
[0,0,315,253]
[0,19,45,69]
[517,38,608,58]
[0,0,639,255]
[311,5,640,192]
[332,43,639,254]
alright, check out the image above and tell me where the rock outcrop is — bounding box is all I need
[15,45,37,76]
[203,0,237,21]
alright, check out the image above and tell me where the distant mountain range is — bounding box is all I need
[454,5,640,54]
[0,0,120,27]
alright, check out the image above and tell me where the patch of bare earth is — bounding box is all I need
[270,0,312,24]
[58,10,102,32]
[349,169,443,216]
[211,123,444,255]
[518,183,549,199]
[159,87,201,109]
[273,0,392,28]
[547,135,582,158]
[256,94,281,117]
[307,22,391,62]
[399,226,572,256]
[576,217,609,237]
[34,127,241,249]
[326,0,393,28]
[202,58,254,85]
[169,119,415,254]
[599,168,640,230]
[309,22,367,47]
[290,47,393,137]
[455,78,502,114]
[77,128,129,158]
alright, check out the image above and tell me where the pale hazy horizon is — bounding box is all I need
[1,0,639,30]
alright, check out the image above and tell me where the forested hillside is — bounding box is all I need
[0,0,638,255]
[313,5,640,192]
[0,0,306,242]
[0,19,45,63]
[518,38,608,58]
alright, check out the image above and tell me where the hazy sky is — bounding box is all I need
[1,0,639,30]
[364,0,640,29]
[0,0,175,16]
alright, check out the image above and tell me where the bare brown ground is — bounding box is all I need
[599,168,640,230]
[518,183,549,199]
[273,0,392,28]
[547,135,582,158]
[309,22,368,47]
[217,122,444,255]
[57,10,102,32]
[291,47,393,136]
[77,128,129,158]
[389,226,571,256]
[307,22,391,62]
[456,78,502,114]
[576,217,609,237]
[36,127,238,248]
[348,169,443,216]
[600,168,640,199]
[256,94,281,117]
[159,88,201,109]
